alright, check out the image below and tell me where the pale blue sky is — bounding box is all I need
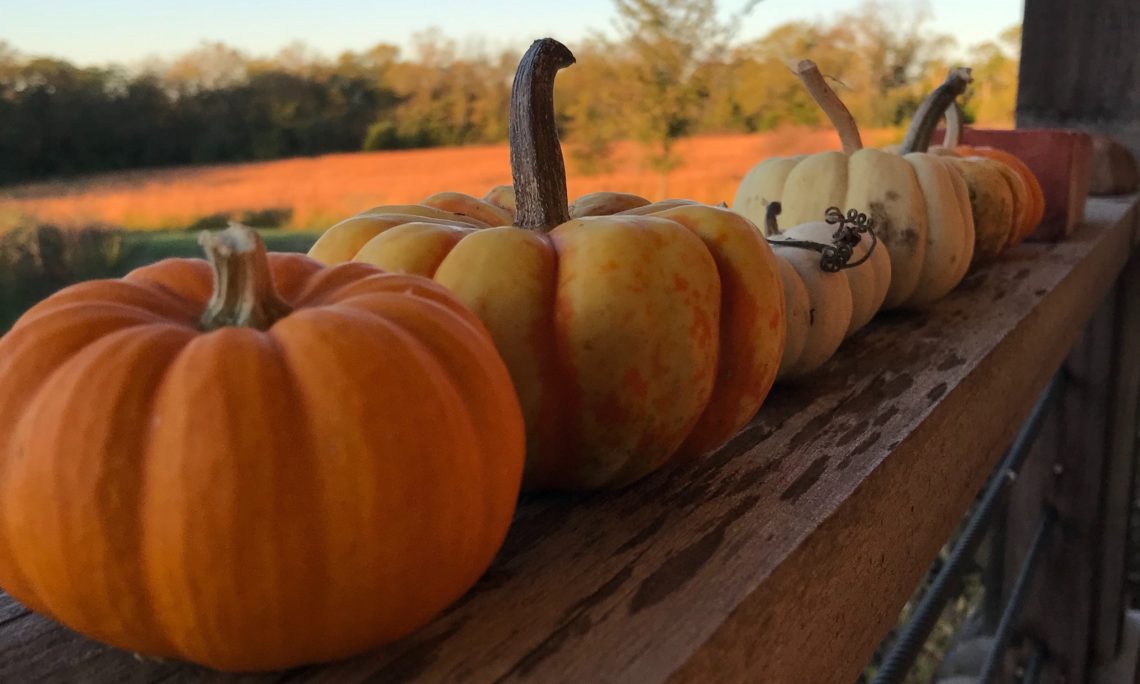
[1,0,1023,65]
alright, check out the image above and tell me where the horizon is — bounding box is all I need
[4,0,1023,67]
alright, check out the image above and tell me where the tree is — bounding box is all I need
[962,24,1020,125]
[606,0,760,194]
[163,42,249,94]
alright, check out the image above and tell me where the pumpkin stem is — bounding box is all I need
[787,59,862,155]
[767,207,878,273]
[199,223,291,331]
[510,38,575,232]
[764,201,783,237]
[900,67,972,154]
[944,101,964,148]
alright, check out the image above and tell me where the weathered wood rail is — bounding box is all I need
[0,196,1137,683]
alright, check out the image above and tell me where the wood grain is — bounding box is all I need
[0,197,1137,683]
[1017,0,1140,158]
[1095,256,1140,664]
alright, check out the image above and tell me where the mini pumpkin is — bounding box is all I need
[733,59,975,310]
[0,226,524,672]
[936,101,1046,245]
[763,204,890,379]
[899,70,1027,261]
[310,38,785,490]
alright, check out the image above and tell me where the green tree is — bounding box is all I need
[607,0,760,194]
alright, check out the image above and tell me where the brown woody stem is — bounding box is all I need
[900,67,972,154]
[944,101,964,148]
[199,224,291,330]
[510,38,575,231]
[788,59,862,155]
[764,201,782,237]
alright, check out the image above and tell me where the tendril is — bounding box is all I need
[765,204,878,273]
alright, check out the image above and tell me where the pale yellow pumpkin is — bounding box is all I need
[901,81,1028,261]
[764,204,891,380]
[734,60,974,310]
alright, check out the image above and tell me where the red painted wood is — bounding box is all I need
[933,127,1093,241]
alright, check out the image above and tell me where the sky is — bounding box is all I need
[1,0,1024,66]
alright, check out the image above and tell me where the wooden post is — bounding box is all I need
[1003,220,1140,683]
[1015,4,1140,672]
[1017,0,1140,157]
[1093,254,1140,665]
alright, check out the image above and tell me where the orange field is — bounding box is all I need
[0,127,899,232]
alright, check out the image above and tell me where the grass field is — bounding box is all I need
[0,128,899,232]
[0,127,902,328]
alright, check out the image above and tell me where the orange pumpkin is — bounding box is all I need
[310,38,785,490]
[0,226,524,672]
[939,102,1046,244]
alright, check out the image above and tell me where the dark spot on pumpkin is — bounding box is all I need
[809,307,816,326]
[993,288,1007,302]
[1035,288,1048,296]
[629,496,758,613]
[1015,268,1031,281]
[885,190,900,201]
[937,354,966,371]
[868,201,895,244]
[927,382,948,402]
[781,454,829,502]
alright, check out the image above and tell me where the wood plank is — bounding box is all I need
[1004,294,1117,684]
[1004,202,1140,684]
[1094,255,1140,664]
[0,197,1136,683]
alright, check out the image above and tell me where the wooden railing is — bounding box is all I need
[0,196,1137,683]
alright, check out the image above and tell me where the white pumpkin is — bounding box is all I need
[766,205,891,380]
[734,59,974,310]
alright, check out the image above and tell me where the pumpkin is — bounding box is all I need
[310,38,785,491]
[899,70,1026,261]
[308,192,511,268]
[937,102,1046,245]
[733,59,975,310]
[764,204,890,379]
[0,225,524,672]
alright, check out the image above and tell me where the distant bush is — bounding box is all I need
[0,225,318,331]
[184,207,292,231]
[238,207,292,228]
[0,225,123,329]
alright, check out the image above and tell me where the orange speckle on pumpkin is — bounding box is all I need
[622,368,650,400]
[673,274,690,292]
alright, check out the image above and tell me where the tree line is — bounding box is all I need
[0,0,1020,186]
